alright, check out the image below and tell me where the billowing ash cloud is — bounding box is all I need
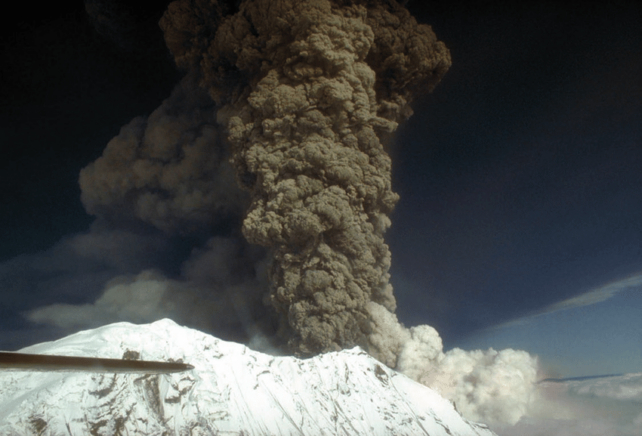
[159,0,450,360]
[79,73,247,233]
[23,0,541,426]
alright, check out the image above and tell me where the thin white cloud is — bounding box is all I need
[545,273,642,313]
[492,272,642,330]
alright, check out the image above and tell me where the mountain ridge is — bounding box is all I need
[0,319,496,435]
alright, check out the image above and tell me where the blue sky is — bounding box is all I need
[453,272,642,377]
[385,1,641,378]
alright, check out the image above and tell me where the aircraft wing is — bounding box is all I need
[0,352,194,374]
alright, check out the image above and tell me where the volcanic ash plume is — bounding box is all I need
[79,73,248,233]
[160,0,451,361]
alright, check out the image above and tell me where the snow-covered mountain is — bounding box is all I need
[0,319,495,435]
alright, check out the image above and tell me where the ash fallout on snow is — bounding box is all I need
[63,0,539,426]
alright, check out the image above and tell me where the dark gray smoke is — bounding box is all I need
[159,0,451,362]
[79,73,247,233]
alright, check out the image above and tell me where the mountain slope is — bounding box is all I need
[0,319,495,435]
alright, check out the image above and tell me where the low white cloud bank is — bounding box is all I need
[566,372,642,402]
[493,373,642,436]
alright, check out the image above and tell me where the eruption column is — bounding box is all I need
[160,0,450,361]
